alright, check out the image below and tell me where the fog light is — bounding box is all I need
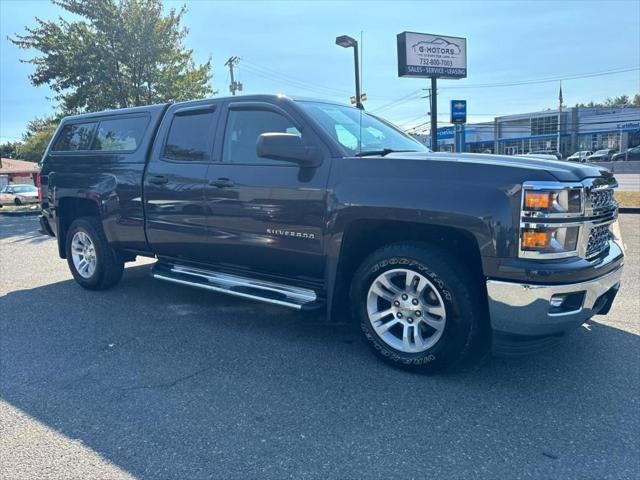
[549,291,586,314]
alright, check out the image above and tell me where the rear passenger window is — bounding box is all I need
[92,116,148,151]
[163,111,215,162]
[53,123,97,151]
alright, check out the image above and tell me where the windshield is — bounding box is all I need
[595,150,609,154]
[12,185,36,193]
[298,101,429,155]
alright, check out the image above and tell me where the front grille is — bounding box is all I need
[587,188,616,213]
[586,223,611,258]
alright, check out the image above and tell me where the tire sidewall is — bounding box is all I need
[65,220,105,288]
[352,249,475,372]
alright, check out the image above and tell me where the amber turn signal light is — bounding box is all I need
[521,230,550,249]
[524,192,553,210]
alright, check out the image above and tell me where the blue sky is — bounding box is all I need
[1,0,639,141]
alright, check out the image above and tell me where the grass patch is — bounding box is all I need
[615,191,640,208]
[0,204,40,213]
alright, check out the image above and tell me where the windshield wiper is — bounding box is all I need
[354,148,417,157]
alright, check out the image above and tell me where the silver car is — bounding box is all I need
[567,150,592,162]
[0,184,39,207]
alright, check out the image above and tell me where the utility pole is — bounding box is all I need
[225,56,242,96]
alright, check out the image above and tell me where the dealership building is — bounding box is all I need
[418,106,640,157]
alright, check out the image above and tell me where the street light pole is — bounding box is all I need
[336,35,363,109]
[353,43,362,109]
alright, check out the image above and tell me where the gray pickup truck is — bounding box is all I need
[38,94,624,372]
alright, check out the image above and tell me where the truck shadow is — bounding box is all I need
[0,216,53,244]
[1,263,638,478]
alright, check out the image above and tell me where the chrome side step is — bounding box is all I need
[151,263,323,311]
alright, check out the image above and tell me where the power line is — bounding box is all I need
[241,58,352,96]
[440,66,640,90]
[371,66,640,114]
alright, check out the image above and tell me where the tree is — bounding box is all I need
[0,141,22,159]
[575,93,639,108]
[10,0,213,113]
[18,116,60,162]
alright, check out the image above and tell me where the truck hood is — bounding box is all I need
[386,151,612,182]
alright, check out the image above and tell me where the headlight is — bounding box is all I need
[520,225,580,257]
[519,182,585,259]
[522,188,582,216]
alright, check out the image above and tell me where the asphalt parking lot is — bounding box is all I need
[1,215,638,479]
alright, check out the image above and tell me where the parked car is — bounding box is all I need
[38,95,624,373]
[521,153,559,161]
[611,146,640,161]
[529,149,562,160]
[0,184,39,207]
[587,149,617,162]
[567,151,592,162]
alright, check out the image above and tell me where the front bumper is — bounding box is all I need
[487,239,624,354]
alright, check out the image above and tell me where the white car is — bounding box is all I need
[567,151,592,163]
[0,185,39,207]
[520,153,559,161]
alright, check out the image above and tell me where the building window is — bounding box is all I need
[578,132,621,151]
[531,116,558,136]
[468,142,493,153]
[501,139,526,155]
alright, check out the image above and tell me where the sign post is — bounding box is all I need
[450,100,467,153]
[397,32,467,152]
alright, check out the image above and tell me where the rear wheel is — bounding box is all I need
[65,217,124,290]
[350,243,485,373]
[14,198,22,206]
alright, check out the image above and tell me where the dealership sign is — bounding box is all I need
[451,100,467,123]
[397,31,467,79]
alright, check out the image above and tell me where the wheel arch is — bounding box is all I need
[56,197,102,258]
[326,218,486,322]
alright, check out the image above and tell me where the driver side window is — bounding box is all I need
[222,109,301,165]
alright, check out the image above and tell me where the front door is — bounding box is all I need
[203,100,330,281]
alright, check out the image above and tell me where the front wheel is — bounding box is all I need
[65,217,124,290]
[350,243,485,373]
[14,198,22,206]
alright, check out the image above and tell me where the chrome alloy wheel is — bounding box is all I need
[366,268,447,353]
[71,231,97,279]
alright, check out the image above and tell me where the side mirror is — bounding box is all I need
[256,133,321,167]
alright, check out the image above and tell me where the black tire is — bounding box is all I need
[65,217,124,290]
[14,198,22,206]
[350,243,485,373]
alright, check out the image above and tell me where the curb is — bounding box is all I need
[619,208,640,214]
[0,209,41,217]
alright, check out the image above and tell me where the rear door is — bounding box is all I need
[203,100,331,281]
[144,101,220,262]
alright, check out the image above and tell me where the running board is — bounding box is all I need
[151,263,323,311]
